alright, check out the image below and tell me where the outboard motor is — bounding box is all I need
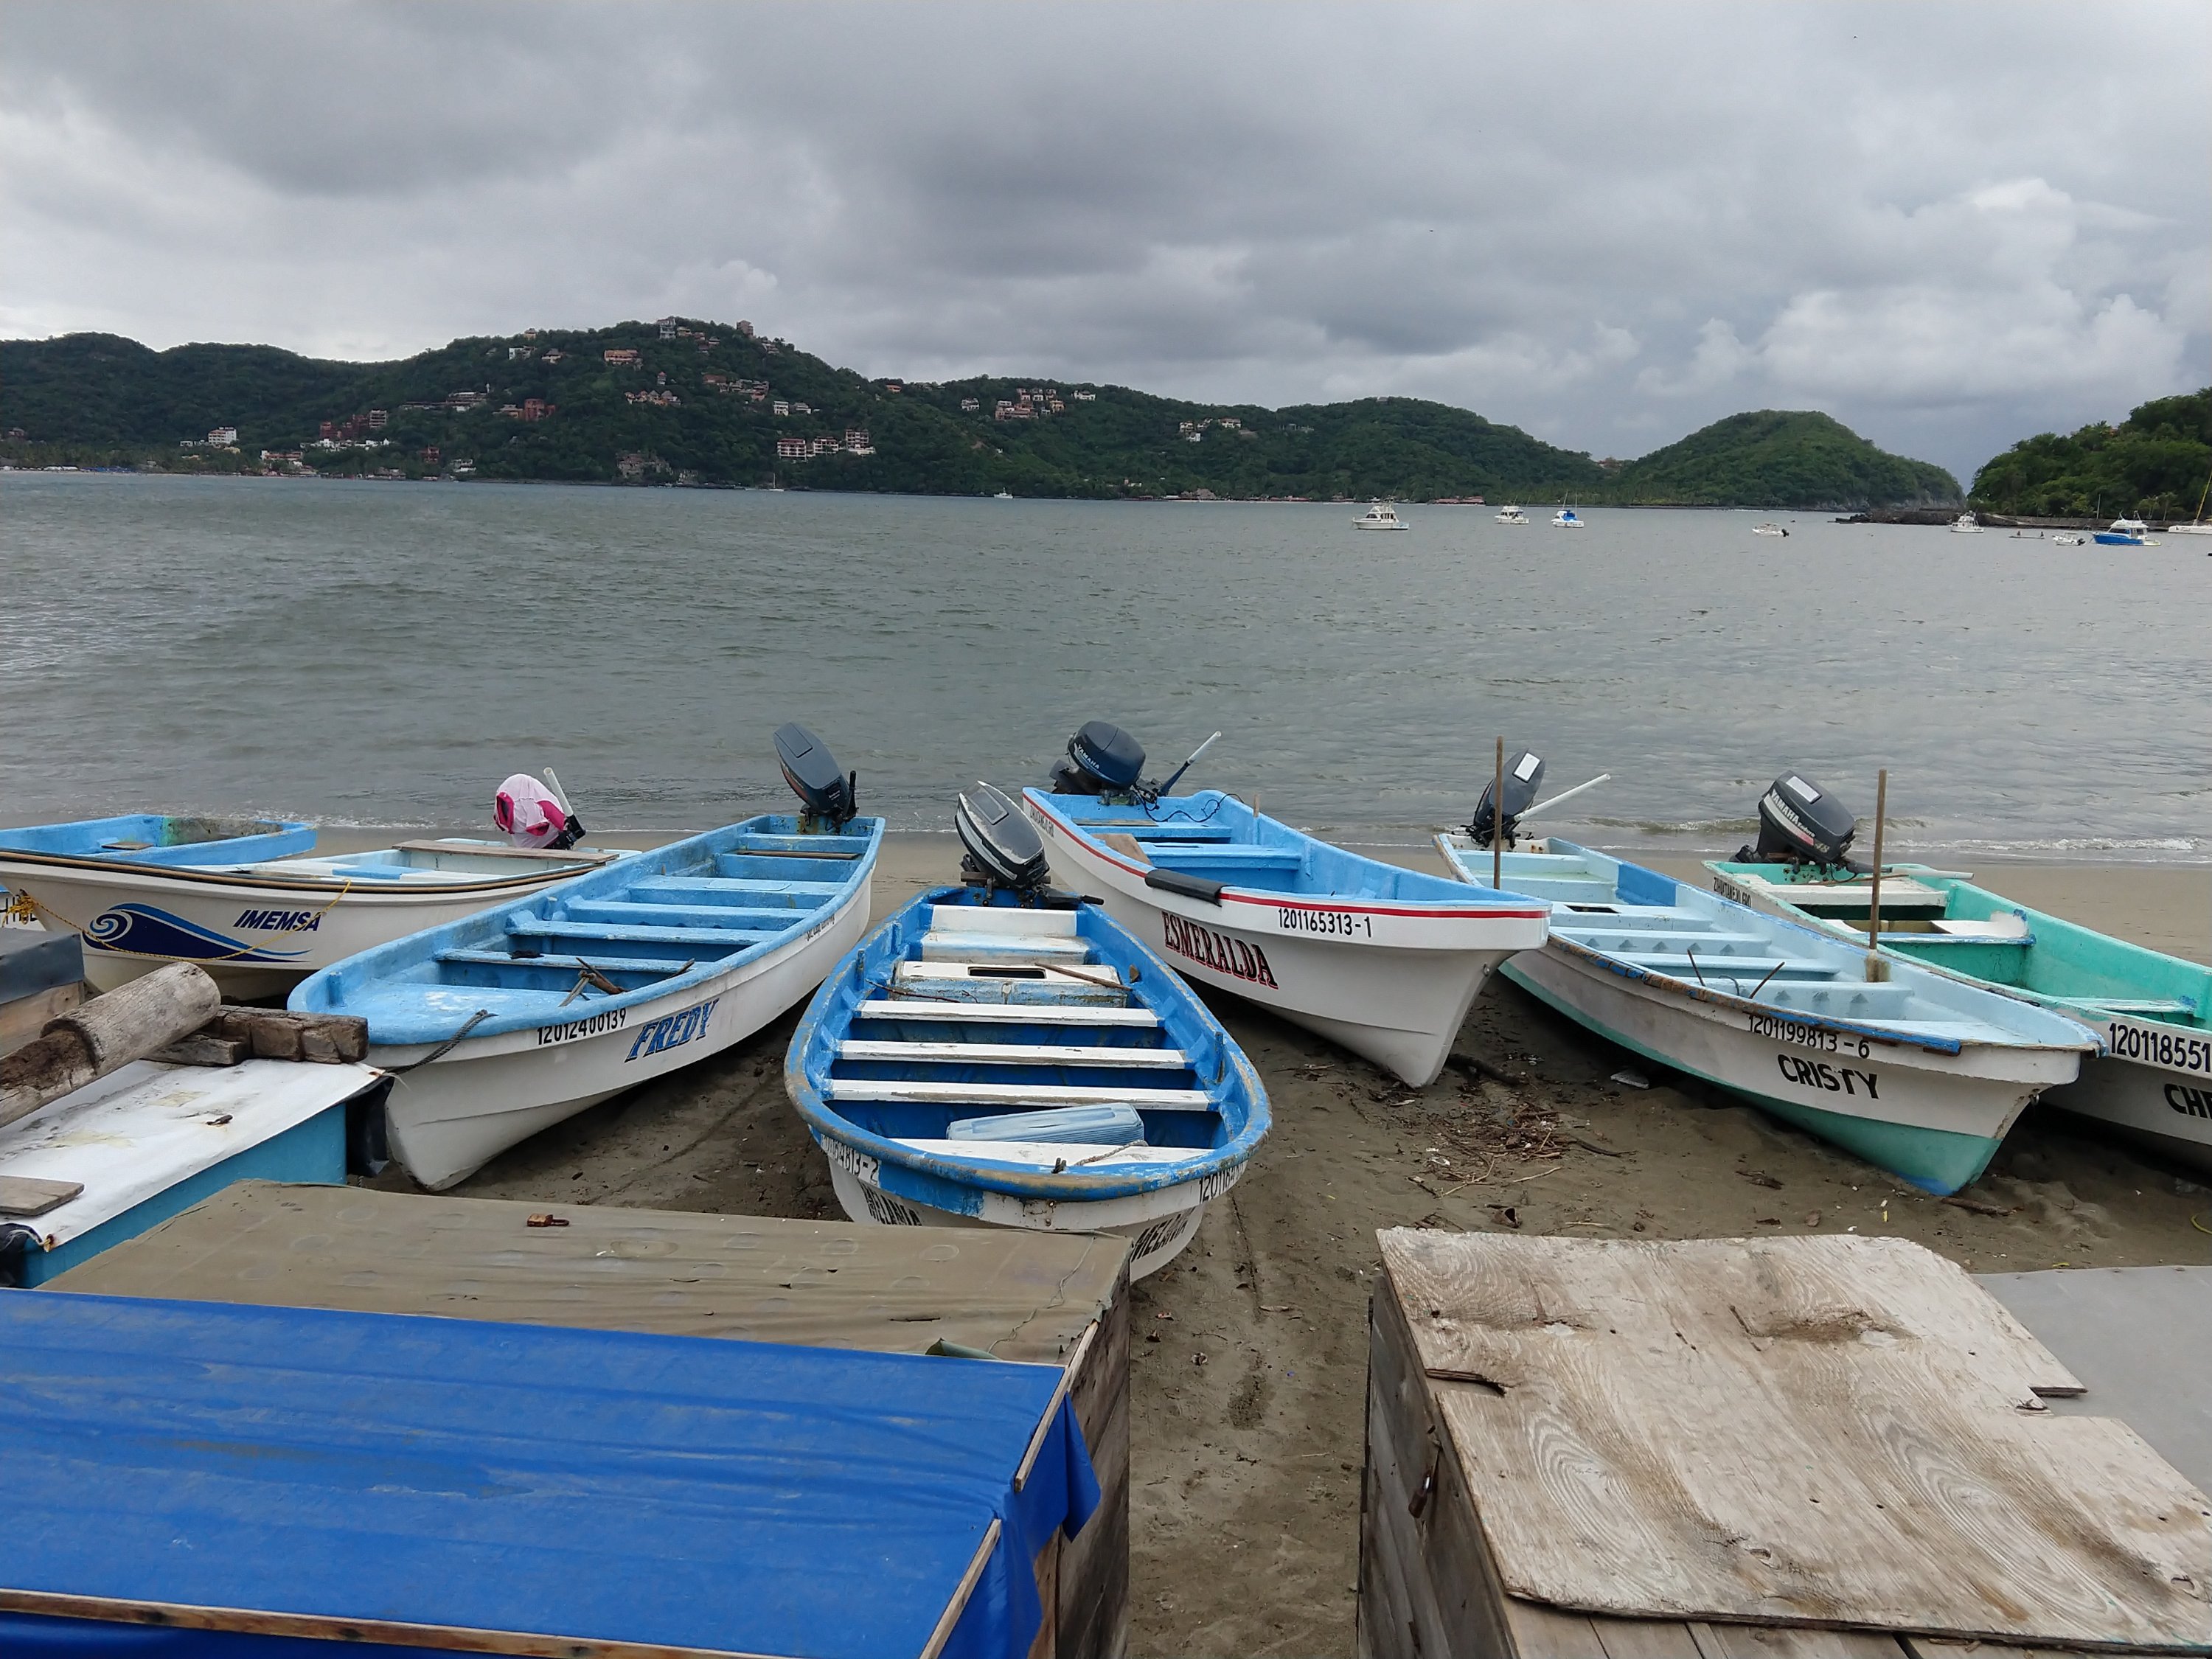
[1467,750,1545,849]
[1046,720,1148,801]
[1736,771,1860,872]
[955,783,1051,893]
[775,723,857,832]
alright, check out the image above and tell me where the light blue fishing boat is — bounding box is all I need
[0,813,315,868]
[291,726,881,1191]
[787,880,1267,1280]
[1710,858,2212,1174]
[1433,832,2097,1194]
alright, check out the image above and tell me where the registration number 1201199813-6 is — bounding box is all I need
[1748,1012,1870,1059]
[1278,906,1371,937]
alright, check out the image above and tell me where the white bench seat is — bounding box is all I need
[838,1039,1189,1068]
[861,998,1159,1026]
[827,1079,1214,1110]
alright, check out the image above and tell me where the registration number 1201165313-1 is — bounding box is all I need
[1277,906,1371,937]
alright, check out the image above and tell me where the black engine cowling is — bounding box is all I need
[1468,750,1545,849]
[955,783,1051,890]
[774,723,857,831]
[1739,771,1859,870]
[1046,720,1147,799]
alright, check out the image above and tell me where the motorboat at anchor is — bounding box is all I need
[0,805,622,998]
[1950,512,1984,534]
[1494,505,1530,524]
[288,726,882,1189]
[1551,507,1585,528]
[1353,501,1409,530]
[786,797,1269,1280]
[1023,723,1549,1086]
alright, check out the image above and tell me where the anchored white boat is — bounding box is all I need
[1950,512,1983,533]
[1551,507,1585,528]
[1434,831,2095,1194]
[787,861,1269,1280]
[0,822,622,999]
[1494,504,1529,524]
[289,727,881,1190]
[1354,500,1408,530]
[1023,724,1548,1086]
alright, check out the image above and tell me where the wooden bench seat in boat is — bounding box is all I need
[856,998,1161,1027]
[889,963,1128,1004]
[838,1039,1192,1068]
[1597,951,1837,981]
[827,1078,1215,1110]
[507,917,782,950]
[437,947,690,981]
[563,899,804,930]
[625,875,841,905]
[920,931,1095,964]
[706,861,849,896]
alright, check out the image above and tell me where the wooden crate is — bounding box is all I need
[1357,1230,2208,1659]
[51,1180,1130,1659]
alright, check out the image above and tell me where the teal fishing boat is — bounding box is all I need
[1710,859,2212,1173]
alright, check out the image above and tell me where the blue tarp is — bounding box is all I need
[0,1293,1098,1659]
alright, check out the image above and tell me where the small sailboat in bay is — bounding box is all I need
[787,787,1268,1279]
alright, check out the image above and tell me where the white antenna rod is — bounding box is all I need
[1513,773,1610,824]
[1158,731,1223,796]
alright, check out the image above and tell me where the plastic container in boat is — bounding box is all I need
[947,1104,1146,1145]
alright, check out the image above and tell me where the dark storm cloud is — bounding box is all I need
[3,1,2205,479]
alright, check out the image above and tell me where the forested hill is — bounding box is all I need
[1611,411,1961,509]
[1969,389,2211,521]
[0,321,1952,507]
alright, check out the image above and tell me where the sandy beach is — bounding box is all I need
[366,832,2212,1656]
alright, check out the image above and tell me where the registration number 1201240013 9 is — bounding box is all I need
[1748,1012,1871,1058]
[1277,906,1371,937]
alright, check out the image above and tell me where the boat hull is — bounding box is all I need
[1,861,597,999]
[1502,945,2065,1194]
[1032,814,1543,1085]
[368,883,871,1190]
[818,1148,1228,1280]
[2042,1045,2212,1175]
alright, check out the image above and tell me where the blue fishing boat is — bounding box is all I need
[0,813,315,868]
[1710,858,2212,1175]
[1023,723,1549,1086]
[788,858,1268,1281]
[1434,832,2096,1194]
[291,726,881,1191]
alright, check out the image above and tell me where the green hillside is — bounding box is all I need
[0,321,1955,509]
[1969,388,2211,520]
[0,322,1608,499]
[1612,410,1961,509]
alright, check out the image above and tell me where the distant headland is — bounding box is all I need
[3,316,2188,513]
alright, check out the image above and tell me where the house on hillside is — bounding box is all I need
[658,319,678,338]
[208,425,238,446]
[776,436,808,459]
[604,349,641,366]
[735,320,754,338]
[960,397,980,412]
[844,428,873,454]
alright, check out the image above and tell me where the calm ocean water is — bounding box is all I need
[4,473,2206,860]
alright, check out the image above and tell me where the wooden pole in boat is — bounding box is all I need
[1865,769,1888,982]
[1493,737,1505,891]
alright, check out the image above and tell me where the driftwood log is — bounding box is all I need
[0,963,222,1130]
[0,969,369,1132]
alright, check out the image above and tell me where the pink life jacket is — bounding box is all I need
[493,774,569,848]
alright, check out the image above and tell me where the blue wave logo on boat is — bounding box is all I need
[85,902,311,964]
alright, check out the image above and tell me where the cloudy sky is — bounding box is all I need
[4,2,2205,481]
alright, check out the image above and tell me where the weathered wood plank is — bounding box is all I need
[1585,1615,1705,1658]
[1378,1229,2209,1651]
[148,1034,251,1067]
[0,1175,83,1217]
[1,963,222,1128]
[209,1006,369,1064]
[1505,1599,1610,1658]
[1691,1623,1910,1658]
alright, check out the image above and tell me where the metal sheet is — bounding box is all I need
[0,1060,378,1248]
[1979,1265,2212,1496]
[0,1291,1099,1659]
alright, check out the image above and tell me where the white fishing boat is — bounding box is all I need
[787,849,1269,1280]
[288,727,881,1190]
[1950,512,1983,533]
[1023,723,1548,1086]
[0,820,622,999]
[1434,821,2095,1196]
[1494,504,1529,524]
[1353,500,1408,530]
[1551,507,1585,528]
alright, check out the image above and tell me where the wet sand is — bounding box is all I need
[408,834,2212,1658]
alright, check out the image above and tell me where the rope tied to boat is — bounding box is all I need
[389,1007,495,1072]
[2,877,355,963]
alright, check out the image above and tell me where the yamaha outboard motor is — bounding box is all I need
[775,723,857,832]
[1467,750,1545,849]
[1736,771,1860,872]
[955,783,1051,893]
[1047,720,1148,801]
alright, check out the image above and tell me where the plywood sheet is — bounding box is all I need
[53,1180,1122,1363]
[1379,1230,2212,1652]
